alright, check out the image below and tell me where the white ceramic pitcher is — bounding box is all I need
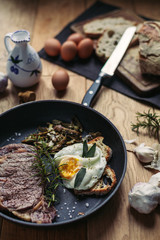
[4,30,42,88]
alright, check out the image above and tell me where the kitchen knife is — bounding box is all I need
[82,26,137,107]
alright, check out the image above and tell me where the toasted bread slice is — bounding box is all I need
[74,137,116,195]
[74,165,116,195]
[88,136,112,162]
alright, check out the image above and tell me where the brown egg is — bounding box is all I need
[61,41,77,61]
[44,38,61,56]
[78,38,93,59]
[67,33,84,45]
[52,69,69,91]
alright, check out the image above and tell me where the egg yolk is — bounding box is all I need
[59,157,81,179]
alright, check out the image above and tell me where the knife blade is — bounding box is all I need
[82,26,136,107]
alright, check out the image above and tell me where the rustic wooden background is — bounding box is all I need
[0,0,160,240]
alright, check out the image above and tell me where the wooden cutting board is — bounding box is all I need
[117,46,160,96]
[71,9,160,96]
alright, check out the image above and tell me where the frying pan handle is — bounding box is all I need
[81,75,103,107]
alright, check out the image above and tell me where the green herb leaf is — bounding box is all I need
[82,140,88,157]
[74,167,86,188]
[85,143,96,157]
[82,140,96,158]
[131,109,160,142]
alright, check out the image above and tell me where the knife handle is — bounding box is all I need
[81,74,103,107]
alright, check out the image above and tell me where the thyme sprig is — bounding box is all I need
[32,141,62,207]
[131,109,160,142]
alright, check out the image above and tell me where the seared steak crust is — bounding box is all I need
[0,143,56,223]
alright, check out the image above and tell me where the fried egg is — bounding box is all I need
[54,143,106,190]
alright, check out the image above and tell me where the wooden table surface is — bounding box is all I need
[0,0,160,239]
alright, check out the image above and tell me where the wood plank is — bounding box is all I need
[101,0,134,10]
[0,0,38,237]
[0,0,87,239]
[133,0,160,20]
[0,0,39,114]
[0,218,2,236]
[0,219,87,240]
[84,24,160,236]
[32,0,86,51]
[32,0,86,104]
[88,84,160,240]
[1,0,160,240]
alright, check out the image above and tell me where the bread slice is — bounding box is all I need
[88,136,112,162]
[74,165,116,196]
[95,27,125,61]
[83,16,136,38]
[74,136,116,195]
[138,21,160,75]
[95,23,141,62]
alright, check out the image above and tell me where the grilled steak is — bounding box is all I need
[0,143,56,223]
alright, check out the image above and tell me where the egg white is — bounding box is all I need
[54,143,106,190]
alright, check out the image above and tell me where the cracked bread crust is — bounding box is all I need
[138,21,160,75]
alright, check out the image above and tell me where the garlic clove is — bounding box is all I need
[134,143,156,163]
[128,182,159,214]
[0,72,8,93]
[144,143,160,170]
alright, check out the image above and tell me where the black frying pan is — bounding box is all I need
[0,99,127,227]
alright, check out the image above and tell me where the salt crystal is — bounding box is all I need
[85,203,89,208]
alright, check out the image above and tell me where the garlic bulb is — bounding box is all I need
[128,182,159,214]
[149,172,160,203]
[149,172,160,187]
[0,72,8,93]
[134,143,157,163]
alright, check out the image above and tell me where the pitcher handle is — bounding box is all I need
[4,33,13,54]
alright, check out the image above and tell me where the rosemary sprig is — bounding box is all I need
[131,109,160,142]
[32,141,62,206]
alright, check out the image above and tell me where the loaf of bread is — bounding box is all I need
[138,21,160,75]
[74,136,117,196]
[83,16,136,38]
